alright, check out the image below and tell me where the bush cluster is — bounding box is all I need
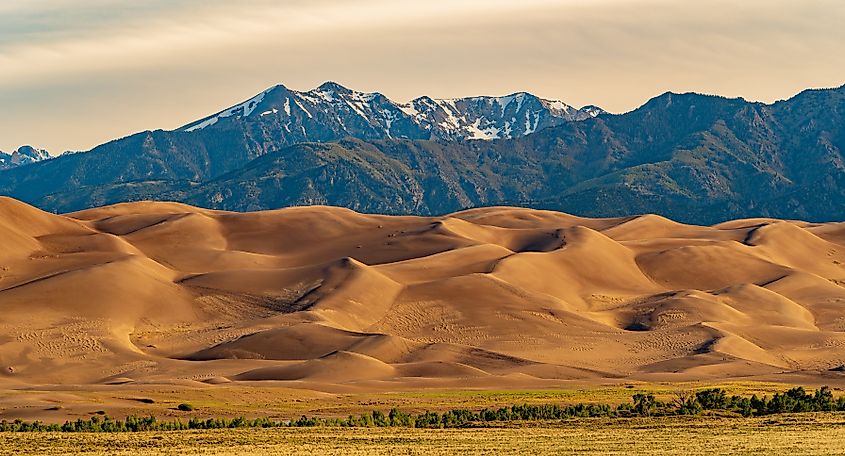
[1,386,843,432]
[618,386,844,418]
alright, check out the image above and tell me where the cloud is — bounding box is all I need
[0,0,569,86]
[0,0,843,153]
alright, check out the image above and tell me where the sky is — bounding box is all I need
[1,0,844,154]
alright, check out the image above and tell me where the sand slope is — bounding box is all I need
[1,196,845,388]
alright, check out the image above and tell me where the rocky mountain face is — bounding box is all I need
[0,145,51,170]
[1,151,14,170]
[1,84,844,224]
[180,82,600,142]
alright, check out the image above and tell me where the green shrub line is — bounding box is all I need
[2,386,844,432]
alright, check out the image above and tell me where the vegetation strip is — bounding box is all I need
[3,386,844,432]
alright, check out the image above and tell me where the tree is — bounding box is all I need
[632,393,657,416]
[813,386,835,411]
[672,391,702,415]
[695,389,728,410]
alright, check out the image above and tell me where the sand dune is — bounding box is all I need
[1,196,845,389]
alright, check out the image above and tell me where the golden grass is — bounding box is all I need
[3,413,844,456]
[3,381,825,423]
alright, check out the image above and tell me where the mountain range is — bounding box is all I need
[0,82,843,224]
[181,81,603,141]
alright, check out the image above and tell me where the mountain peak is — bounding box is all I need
[641,91,705,109]
[580,105,607,117]
[266,83,289,93]
[316,81,350,93]
[15,145,50,159]
[0,145,51,170]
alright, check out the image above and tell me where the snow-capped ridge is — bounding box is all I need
[0,145,52,170]
[178,82,601,142]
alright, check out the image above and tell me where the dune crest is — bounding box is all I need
[1,198,844,387]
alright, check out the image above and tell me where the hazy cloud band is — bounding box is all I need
[1,0,843,153]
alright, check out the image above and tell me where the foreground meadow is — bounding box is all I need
[3,414,844,456]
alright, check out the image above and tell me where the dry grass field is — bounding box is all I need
[2,414,844,455]
[2,380,828,423]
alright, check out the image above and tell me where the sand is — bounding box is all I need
[1,196,845,418]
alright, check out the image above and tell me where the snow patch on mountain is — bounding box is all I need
[184,87,273,132]
[580,105,607,117]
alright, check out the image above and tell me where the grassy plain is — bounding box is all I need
[2,413,844,455]
[1,380,819,423]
